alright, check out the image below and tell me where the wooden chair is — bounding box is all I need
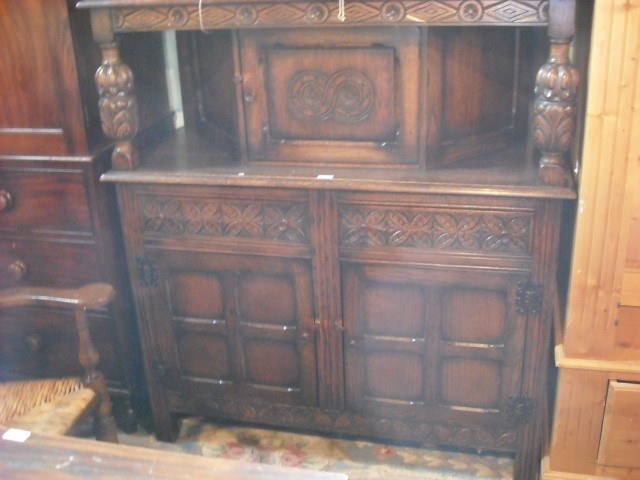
[0,284,118,442]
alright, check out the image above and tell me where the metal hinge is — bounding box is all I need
[136,256,159,288]
[507,394,533,424]
[515,281,543,315]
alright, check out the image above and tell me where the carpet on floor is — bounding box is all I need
[118,417,513,479]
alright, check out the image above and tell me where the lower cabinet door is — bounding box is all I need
[342,263,529,426]
[144,249,318,409]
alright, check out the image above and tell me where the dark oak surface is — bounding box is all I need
[103,129,576,199]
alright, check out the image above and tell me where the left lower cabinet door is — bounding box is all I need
[139,249,319,413]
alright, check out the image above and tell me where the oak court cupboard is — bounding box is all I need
[76,0,584,477]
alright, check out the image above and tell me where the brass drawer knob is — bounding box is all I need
[7,260,27,282]
[0,190,13,211]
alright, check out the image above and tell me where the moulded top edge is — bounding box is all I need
[101,168,577,201]
[76,0,548,7]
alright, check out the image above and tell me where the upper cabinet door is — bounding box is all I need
[239,27,422,168]
[342,263,529,427]
[0,0,88,156]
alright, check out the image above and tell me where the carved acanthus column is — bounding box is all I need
[91,10,139,170]
[532,0,580,186]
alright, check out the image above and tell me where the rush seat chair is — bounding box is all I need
[0,284,118,442]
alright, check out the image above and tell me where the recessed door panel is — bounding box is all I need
[240,27,421,166]
[343,263,527,423]
[148,250,318,408]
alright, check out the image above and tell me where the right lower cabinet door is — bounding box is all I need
[342,263,530,429]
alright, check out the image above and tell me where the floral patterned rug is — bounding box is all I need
[119,417,513,479]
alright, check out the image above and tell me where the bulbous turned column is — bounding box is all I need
[531,0,579,186]
[95,44,140,170]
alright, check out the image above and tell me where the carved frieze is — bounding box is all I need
[141,197,309,243]
[340,206,532,254]
[288,69,374,124]
[177,394,518,450]
[110,1,548,31]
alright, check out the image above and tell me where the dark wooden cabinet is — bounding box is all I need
[114,181,564,478]
[0,0,171,426]
[78,0,585,477]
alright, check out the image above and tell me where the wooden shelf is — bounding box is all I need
[103,128,576,199]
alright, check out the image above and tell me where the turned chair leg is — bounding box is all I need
[74,307,119,443]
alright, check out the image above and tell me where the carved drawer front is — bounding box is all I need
[338,195,534,257]
[0,239,101,289]
[0,164,93,235]
[239,27,421,166]
[137,187,310,247]
[0,307,124,387]
[342,263,529,435]
[145,250,318,409]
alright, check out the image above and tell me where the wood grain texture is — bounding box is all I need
[0,0,87,155]
[308,190,345,409]
[597,381,640,469]
[548,4,640,476]
[562,0,640,360]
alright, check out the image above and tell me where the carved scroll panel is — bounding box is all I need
[239,27,421,166]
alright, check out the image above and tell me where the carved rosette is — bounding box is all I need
[532,43,580,185]
[340,206,532,254]
[109,1,549,31]
[95,46,140,170]
[141,197,309,243]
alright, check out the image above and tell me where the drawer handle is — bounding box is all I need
[7,260,27,282]
[0,190,13,212]
[24,334,42,353]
